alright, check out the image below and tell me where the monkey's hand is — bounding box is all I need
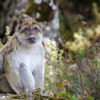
[4,56,23,94]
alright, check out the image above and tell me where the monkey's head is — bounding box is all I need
[16,14,42,46]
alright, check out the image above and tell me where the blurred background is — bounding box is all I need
[0,0,100,100]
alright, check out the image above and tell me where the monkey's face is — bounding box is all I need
[19,22,42,44]
[17,14,42,45]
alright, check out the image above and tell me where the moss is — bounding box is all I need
[9,94,21,99]
[25,0,54,22]
[59,11,74,42]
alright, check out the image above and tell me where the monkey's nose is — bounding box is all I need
[30,34,35,38]
[31,27,37,35]
[27,29,35,35]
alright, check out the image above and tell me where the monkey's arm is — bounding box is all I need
[33,62,44,89]
[0,35,17,73]
[19,63,35,93]
[4,56,23,94]
[33,46,45,89]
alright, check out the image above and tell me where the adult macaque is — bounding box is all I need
[0,14,45,94]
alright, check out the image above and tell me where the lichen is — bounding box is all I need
[1,89,66,100]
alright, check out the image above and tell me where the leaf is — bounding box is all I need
[71,96,79,100]
[58,84,64,89]
[59,93,70,97]
[81,21,86,25]
[88,96,94,100]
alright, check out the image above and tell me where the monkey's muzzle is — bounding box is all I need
[27,36,36,44]
[27,29,36,43]
[24,26,38,43]
[27,38,36,43]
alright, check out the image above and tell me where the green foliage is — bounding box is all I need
[45,39,100,100]
[59,12,73,41]
[59,93,79,100]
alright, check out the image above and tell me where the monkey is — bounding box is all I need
[0,14,45,94]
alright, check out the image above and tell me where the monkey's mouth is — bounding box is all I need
[27,37,36,44]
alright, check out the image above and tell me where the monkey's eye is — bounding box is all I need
[33,26,40,32]
[31,27,38,32]
[20,27,28,33]
[24,27,30,31]
[34,27,38,30]
[21,27,29,33]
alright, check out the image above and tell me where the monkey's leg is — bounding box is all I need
[4,57,23,94]
[19,64,35,93]
[0,73,15,93]
[33,66,44,89]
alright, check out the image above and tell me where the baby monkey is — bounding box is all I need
[0,14,45,94]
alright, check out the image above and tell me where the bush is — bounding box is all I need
[45,38,100,100]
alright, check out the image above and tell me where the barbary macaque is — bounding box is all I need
[0,14,45,94]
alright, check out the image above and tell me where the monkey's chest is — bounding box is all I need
[7,49,44,72]
[22,53,42,71]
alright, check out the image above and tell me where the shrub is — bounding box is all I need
[45,38,100,100]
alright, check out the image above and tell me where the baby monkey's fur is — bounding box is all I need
[0,14,45,94]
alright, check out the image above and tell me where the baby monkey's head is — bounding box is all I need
[17,14,42,45]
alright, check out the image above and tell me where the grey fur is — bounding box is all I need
[0,27,45,94]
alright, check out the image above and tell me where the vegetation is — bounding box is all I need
[45,26,100,100]
[1,0,100,100]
